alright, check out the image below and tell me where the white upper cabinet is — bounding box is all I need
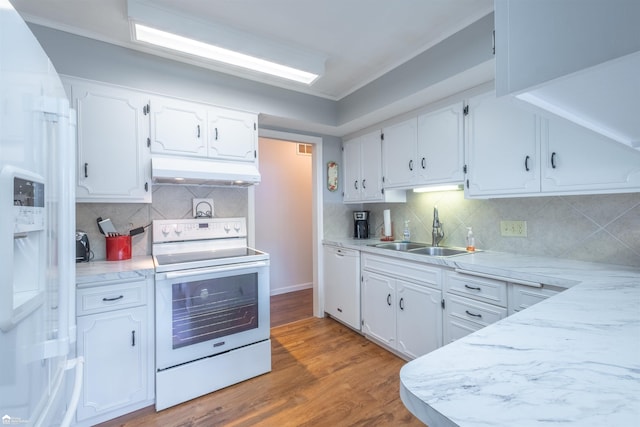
[416,103,465,185]
[150,97,257,163]
[382,118,418,188]
[343,130,406,204]
[208,108,257,163]
[541,115,640,193]
[382,103,465,190]
[71,79,151,203]
[149,96,207,157]
[465,91,640,198]
[464,92,540,197]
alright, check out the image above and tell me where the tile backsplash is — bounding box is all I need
[77,185,248,260]
[324,191,640,267]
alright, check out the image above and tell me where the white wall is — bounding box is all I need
[255,138,313,295]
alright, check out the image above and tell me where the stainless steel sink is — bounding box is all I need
[408,246,470,257]
[370,242,429,251]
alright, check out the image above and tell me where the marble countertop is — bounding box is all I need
[323,238,640,426]
[76,256,155,286]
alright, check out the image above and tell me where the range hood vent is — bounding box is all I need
[152,157,260,186]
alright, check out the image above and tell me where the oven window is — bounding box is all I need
[171,273,258,349]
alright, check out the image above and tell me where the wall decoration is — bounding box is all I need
[327,161,338,192]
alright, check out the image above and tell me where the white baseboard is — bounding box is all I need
[270,282,313,296]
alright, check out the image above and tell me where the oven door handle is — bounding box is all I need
[160,261,268,280]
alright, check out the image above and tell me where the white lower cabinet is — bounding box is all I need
[75,276,154,426]
[323,245,361,330]
[361,253,442,359]
[443,271,508,344]
[508,283,563,315]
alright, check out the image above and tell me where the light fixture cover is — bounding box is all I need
[127,0,324,85]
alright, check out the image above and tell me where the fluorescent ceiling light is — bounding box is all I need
[133,23,319,85]
[413,184,463,193]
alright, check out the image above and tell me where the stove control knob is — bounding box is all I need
[234,222,241,232]
[175,225,183,235]
[162,225,171,236]
[224,223,231,233]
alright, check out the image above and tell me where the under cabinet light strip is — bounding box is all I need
[133,23,319,85]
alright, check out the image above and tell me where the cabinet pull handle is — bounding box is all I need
[197,125,200,138]
[354,180,358,190]
[131,330,136,347]
[362,179,366,189]
[84,163,88,178]
[102,295,124,302]
[337,308,343,313]
[399,297,405,310]
[524,155,531,171]
[215,127,219,140]
[465,310,482,318]
[386,293,392,306]
[464,284,482,291]
[408,159,414,171]
[421,157,426,169]
[551,152,557,169]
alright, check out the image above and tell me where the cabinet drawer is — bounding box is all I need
[445,271,507,307]
[77,279,147,316]
[445,294,507,328]
[362,253,441,288]
[508,283,563,315]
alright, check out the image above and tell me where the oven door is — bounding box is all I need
[155,260,269,371]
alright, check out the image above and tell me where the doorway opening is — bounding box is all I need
[250,130,323,325]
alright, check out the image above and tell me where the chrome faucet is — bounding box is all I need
[432,206,445,247]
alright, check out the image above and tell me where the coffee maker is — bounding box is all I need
[353,211,370,239]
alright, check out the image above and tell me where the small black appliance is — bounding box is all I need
[353,211,370,239]
[76,230,90,262]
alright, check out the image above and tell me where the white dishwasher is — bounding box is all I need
[323,244,361,330]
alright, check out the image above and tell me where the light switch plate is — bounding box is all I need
[500,220,527,237]
[192,198,214,218]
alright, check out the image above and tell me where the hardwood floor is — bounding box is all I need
[270,288,314,327]
[97,290,422,427]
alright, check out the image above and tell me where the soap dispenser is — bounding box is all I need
[466,227,475,252]
[403,220,411,242]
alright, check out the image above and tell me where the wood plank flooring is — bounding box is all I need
[97,289,422,427]
[270,288,314,327]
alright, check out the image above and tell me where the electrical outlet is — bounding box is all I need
[500,220,527,237]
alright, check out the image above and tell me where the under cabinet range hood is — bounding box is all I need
[152,157,261,186]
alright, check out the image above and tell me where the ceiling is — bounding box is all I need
[9,0,494,101]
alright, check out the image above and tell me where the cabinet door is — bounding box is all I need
[465,93,540,197]
[73,81,151,203]
[382,118,417,188]
[396,281,442,359]
[541,115,640,193]
[342,138,362,202]
[149,96,207,157]
[361,271,396,347]
[323,246,361,330]
[208,108,257,162]
[417,103,465,185]
[76,306,148,421]
[359,131,384,201]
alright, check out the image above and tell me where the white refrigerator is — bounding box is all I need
[0,1,81,426]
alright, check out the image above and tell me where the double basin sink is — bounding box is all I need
[368,241,473,257]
